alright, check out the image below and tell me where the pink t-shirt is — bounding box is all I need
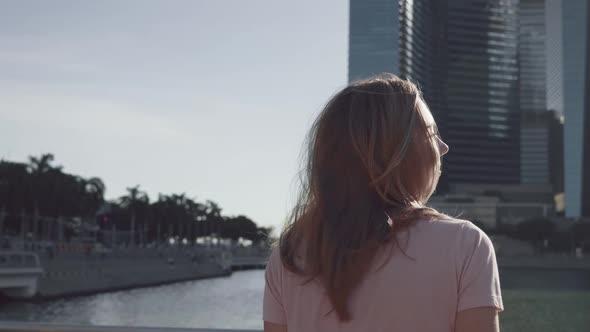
[263,218,503,332]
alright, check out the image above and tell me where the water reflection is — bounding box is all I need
[0,270,265,330]
[2,268,589,331]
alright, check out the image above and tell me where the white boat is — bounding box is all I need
[0,251,44,299]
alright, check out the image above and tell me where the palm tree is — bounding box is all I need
[83,177,106,216]
[119,185,149,246]
[86,177,105,200]
[170,193,189,239]
[186,199,206,240]
[2,154,270,248]
[0,161,29,234]
[28,154,62,175]
[27,154,63,240]
[150,196,165,243]
[205,200,222,242]
[154,194,177,240]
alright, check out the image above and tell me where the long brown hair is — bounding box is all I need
[279,73,446,321]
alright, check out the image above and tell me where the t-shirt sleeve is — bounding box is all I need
[456,222,504,312]
[263,248,287,324]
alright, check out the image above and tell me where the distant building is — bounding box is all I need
[448,183,555,204]
[442,0,521,186]
[347,0,587,216]
[545,0,565,116]
[518,1,565,200]
[520,111,564,196]
[519,0,547,114]
[432,183,557,228]
[348,0,445,114]
[429,195,500,229]
[348,0,521,190]
[429,193,553,230]
[348,0,400,82]
[546,0,590,217]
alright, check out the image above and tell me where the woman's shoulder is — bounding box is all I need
[418,216,479,234]
[414,217,492,249]
[267,244,293,272]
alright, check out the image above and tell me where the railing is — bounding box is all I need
[0,321,261,332]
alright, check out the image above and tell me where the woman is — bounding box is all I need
[263,74,503,332]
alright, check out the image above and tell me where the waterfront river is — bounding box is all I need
[1,268,589,331]
[0,270,265,330]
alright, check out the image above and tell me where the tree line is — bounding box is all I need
[0,154,272,245]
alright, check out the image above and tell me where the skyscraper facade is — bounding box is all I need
[546,0,590,217]
[348,0,400,82]
[347,0,590,210]
[348,0,445,103]
[519,0,547,114]
[567,0,590,218]
[517,0,565,191]
[520,111,563,192]
[397,0,447,115]
[443,0,521,186]
[545,0,564,116]
[349,0,520,189]
[585,0,590,218]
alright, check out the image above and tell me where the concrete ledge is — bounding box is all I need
[0,321,261,332]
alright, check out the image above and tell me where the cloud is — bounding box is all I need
[0,49,98,75]
[0,92,190,142]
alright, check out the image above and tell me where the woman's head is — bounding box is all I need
[312,73,448,207]
[280,73,448,321]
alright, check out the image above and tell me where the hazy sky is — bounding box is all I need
[0,0,348,228]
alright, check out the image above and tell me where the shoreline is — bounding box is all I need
[33,266,233,302]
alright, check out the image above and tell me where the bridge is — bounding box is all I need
[0,251,43,299]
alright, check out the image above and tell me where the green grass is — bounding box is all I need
[501,290,590,332]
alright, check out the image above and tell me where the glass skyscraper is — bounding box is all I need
[546,0,590,217]
[349,0,521,189]
[443,0,520,186]
[348,0,400,82]
[348,0,588,215]
[348,0,445,95]
[518,0,562,189]
[519,111,563,193]
[519,0,547,114]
